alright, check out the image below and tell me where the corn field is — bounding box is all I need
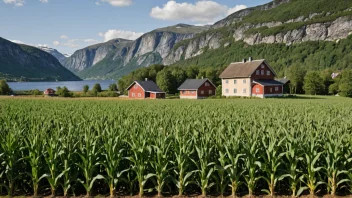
[0,98,351,197]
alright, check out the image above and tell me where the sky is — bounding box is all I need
[0,0,271,54]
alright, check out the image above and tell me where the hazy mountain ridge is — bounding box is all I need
[0,37,81,81]
[37,46,68,65]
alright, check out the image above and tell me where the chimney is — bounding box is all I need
[145,78,148,81]
[242,58,247,63]
[249,57,253,62]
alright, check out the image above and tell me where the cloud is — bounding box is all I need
[3,0,25,6]
[37,44,48,47]
[39,0,48,3]
[53,41,60,46]
[99,29,143,42]
[150,1,247,23]
[227,5,247,16]
[62,39,80,48]
[60,35,68,39]
[99,0,132,7]
[84,39,98,43]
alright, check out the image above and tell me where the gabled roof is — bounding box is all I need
[177,78,216,90]
[219,59,276,78]
[253,79,284,86]
[277,78,290,85]
[126,80,165,93]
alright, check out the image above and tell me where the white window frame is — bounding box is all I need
[132,93,135,97]
[275,87,279,91]
[226,80,229,84]
[243,88,246,94]
[234,80,237,84]
[256,70,260,75]
[134,84,138,89]
[209,90,213,95]
[138,93,141,97]
[261,70,264,75]
[267,71,271,76]
[256,88,260,93]
[243,79,246,84]
[234,89,237,94]
[201,90,204,94]
[261,65,265,69]
[225,89,229,94]
[205,82,209,87]
[270,88,273,92]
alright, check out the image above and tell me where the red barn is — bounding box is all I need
[178,78,216,99]
[126,80,165,99]
[44,88,56,96]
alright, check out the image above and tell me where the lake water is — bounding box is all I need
[8,80,117,91]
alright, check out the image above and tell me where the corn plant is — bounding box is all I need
[279,129,304,197]
[125,132,153,197]
[299,132,324,196]
[259,130,285,196]
[173,127,195,196]
[75,131,104,197]
[24,131,46,197]
[324,130,349,196]
[0,129,24,196]
[224,130,244,198]
[242,131,261,196]
[214,127,229,197]
[150,133,172,197]
[101,130,126,197]
[192,128,215,197]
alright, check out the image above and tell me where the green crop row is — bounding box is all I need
[0,98,351,197]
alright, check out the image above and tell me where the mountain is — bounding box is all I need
[0,37,81,82]
[37,46,68,65]
[64,24,209,79]
[65,0,352,80]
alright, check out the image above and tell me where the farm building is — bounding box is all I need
[220,58,283,98]
[44,88,56,96]
[126,79,165,99]
[278,78,291,94]
[178,78,216,99]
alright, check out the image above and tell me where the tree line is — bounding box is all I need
[118,64,352,97]
[118,64,224,95]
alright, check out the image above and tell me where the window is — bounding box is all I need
[209,90,213,94]
[192,91,195,94]
[243,89,246,94]
[132,93,135,97]
[261,65,265,68]
[225,89,229,94]
[182,91,186,94]
[243,79,246,84]
[256,88,260,93]
[261,70,264,75]
[226,80,229,84]
[234,89,237,94]
[267,71,271,76]
[138,93,141,97]
[201,90,204,94]
[270,88,273,92]
[205,82,209,87]
[134,84,138,89]
[256,70,260,75]
[275,87,279,91]
[234,80,237,84]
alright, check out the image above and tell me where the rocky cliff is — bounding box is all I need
[64,24,208,79]
[65,0,352,80]
[165,0,352,65]
[0,37,81,81]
